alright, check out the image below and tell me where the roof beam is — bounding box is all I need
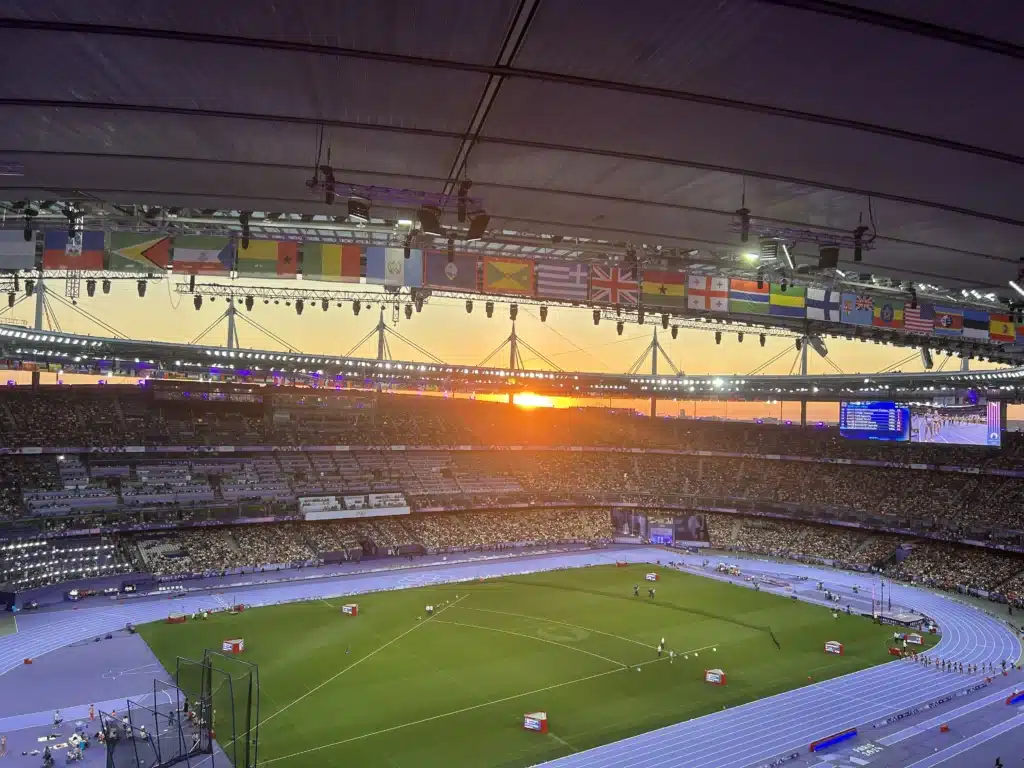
[3,97,1022,230]
[0,18,1020,166]
[755,0,1024,60]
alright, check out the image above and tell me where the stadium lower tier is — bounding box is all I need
[0,548,1019,768]
[5,509,1024,616]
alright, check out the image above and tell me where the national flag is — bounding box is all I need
[0,230,36,270]
[302,243,361,282]
[236,240,298,278]
[1015,324,1024,346]
[806,287,840,321]
[872,299,905,329]
[590,266,638,306]
[686,275,728,311]
[932,306,963,336]
[172,236,234,274]
[989,313,1015,343]
[423,250,478,290]
[729,279,770,314]
[536,261,589,301]
[903,304,934,334]
[768,283,806,318]
[107,232,171,271]
[640,269,686,309]
[42,231,105,270]
[962,309,990,340]
[840,293,874,326]
[366,247,423,287]
[483,256,534,295]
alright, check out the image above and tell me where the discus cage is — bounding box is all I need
[100,650,259,768]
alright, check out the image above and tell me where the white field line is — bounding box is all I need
[457,605,656,649]
[260,594,468,728]
[319,598,337,609]
[431,617,628,669]
[256,642,720,766]
[549,732,577,753]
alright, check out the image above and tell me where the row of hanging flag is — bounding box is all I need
[0,231,1017,343]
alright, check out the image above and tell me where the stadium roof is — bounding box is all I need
[1,0,1022,296]
[4,324,1023,402]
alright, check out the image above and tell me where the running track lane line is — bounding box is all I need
[259,594,469,729]
[903,711,1024,768]
[430,618,630,669]
[879,681,1023,746]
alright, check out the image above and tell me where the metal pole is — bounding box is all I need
[800,335,809,426]
[376,308,387,361]
[650,327,658,418]
[509,322,518,371]
[32,275,45,386]
[226,301,237,350]
[960,356,970,372]
[33,273,45,331]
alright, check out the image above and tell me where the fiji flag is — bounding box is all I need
[840,293,874,326]
[806,287,840,321]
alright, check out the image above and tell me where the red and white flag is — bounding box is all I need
[590,266,638,306]
[687,276,728,311]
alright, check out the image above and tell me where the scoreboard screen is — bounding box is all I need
[840,401,910,442]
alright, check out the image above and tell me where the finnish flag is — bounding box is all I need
[807,287,840,321]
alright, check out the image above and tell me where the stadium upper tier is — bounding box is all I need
[0,383,1022,460]
[2,325,1022,400]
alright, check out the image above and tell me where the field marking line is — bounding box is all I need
[549,732,577,753]
[256,654,671,765]
[258,593,468,729]
[431,618,628,669]
[319,598,337,609]
[456,605,655,649]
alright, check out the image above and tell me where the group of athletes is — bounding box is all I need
[903,653,1018,676]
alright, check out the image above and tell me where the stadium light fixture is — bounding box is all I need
[25,279,34,297]
[193,295,202,311]
[137,280,146,298]
[759,333,766,347]
[670,326,678,340]
[353,301,361,316]
[510,304,518,322]
[736,207,750,243]
[661,314,669,330]
[540,306,548,322]
[737,332,744,343]
[86,279,96,298]
[616,320,624,336]
[6,292,13,308]
[418,206,443,236]
[715,331,721,344]
[485,301,494,318]
[245,296,254,312]
[295,299,304,315]
[637,307,645,325]
[404,303,413,320]
[593,309,600,326]
[102,279,111,295]
[465,300,473,314]
[322,299,329,312]
[347,197,370,224]
[466,211,490,242]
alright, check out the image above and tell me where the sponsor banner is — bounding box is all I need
[304,506,410,521]
[824,640,844,655]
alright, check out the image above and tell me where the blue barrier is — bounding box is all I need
[809,728,857,752]
[1006,691,1024,706]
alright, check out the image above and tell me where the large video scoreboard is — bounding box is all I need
[839,401,910,442]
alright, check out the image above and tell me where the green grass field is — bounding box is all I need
[139,565,920,768]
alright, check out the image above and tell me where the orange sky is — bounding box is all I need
[0,275,1007,422]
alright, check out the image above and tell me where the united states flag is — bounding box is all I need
[904,304,934,334]
[535,260,589,301]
